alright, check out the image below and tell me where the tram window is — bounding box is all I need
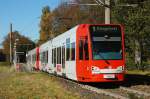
[54,48,56,67]
[57,47,61,64]
[62,45,65,68]
[57,48,59,64]
[28,55,30,62]
[28,55,31,62]
[71,42,75,60]
[32,55,34,62]
[40,52,42,62]
[60,47,61,64]
[79,40,83,60]
[42,52,45,63]
[32,54,36,62]
[46,51,48,63]
[66,44,70,61]
[84,39,89,60]
[66,38,70,61]
[52,49,54,64]
[41,52,45,63]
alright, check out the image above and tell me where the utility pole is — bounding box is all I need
[67,0,135,24]
[9,23,12,65]
[94,0,111,24]
[105,0,110,24]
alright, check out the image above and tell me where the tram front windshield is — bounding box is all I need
[89,25,122,60]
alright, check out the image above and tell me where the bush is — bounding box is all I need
[126,56,137,70]
[140,61,150,71]
[126,55,150,71]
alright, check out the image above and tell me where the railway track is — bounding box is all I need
[120,86,150,97]
[80,84,150,99]
[49,74,150,99]
[79,83,150,99]
[79,84,128,99]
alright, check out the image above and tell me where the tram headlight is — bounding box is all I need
[117,66,123,72]
[91,66,101,74]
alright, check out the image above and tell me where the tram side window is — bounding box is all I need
[66,38,70,61]
[62,45,65,68]
[71,42,75,60]
[84,39,89,60]
[40,52,42,63]
[52,49,54,64]
[32,55,34,62]
[54,48,56,67]
[57,48,59,64]
[57,47,61,64]
[32,54,36,63]
[45,51,48,63]
[39,53,42,61]
[28,55,30,62]
[79,39,89,60]
[42,52,44,62]
[27,55,31,62]
[59,47,61,64]
[79,40,83,60]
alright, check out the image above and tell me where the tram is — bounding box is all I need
[27,24,125,82]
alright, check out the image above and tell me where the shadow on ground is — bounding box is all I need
[85,74,150,89]
[123,74,150,87]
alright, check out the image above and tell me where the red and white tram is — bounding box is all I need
[27,24,125,82]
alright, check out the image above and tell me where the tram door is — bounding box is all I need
[78,37,89,77]
[62,45,66,77]
[53,48,56,74]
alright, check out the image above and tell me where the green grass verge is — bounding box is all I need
[0,66,83,99]
[127,70,150,76]
[0,62,10,66]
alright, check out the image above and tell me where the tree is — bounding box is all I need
[113,0,150,70]
[39,6,54,45]
[38,0,105,43]
[2,31,35,62]
[51,0,104,35]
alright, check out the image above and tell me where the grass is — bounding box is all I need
[0,62,10,66]
[127,70,150,76]
[0,65,83,99]
[127,93,144,99]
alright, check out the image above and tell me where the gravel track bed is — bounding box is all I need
[47,73,150,99]
[120,86,150,99]
[129,85,150,93]
[48,74,116,99]
[104,88,130,98]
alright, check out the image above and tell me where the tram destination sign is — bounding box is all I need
[91,25,120,32]
[90,25,121,37]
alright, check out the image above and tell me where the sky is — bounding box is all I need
[0,0,62,48]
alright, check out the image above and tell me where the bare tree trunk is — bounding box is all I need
[135,39,141,70]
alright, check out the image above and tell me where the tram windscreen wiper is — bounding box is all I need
[98,52,110,65]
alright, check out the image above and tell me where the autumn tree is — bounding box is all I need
[39,6,54,45]
[39,0,105,40]
[53,0,104,35]
[2,31,35,62]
